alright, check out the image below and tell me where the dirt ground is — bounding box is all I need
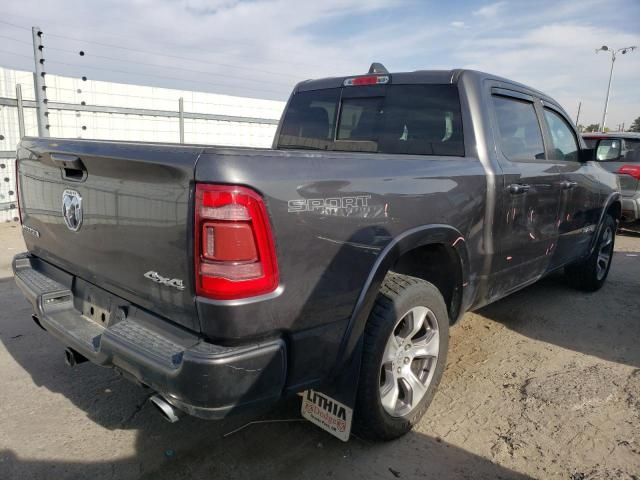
[0,222,638,480]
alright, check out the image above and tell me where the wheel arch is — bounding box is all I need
[589,192,621,255]
[335,224,470,370]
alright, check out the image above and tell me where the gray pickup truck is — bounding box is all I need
[13,64,620,441]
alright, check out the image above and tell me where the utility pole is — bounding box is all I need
[178,97,185,144]
[15,84,25,138]
[31,26,49,137]
[595,45,637,132]
[575,101,581,126]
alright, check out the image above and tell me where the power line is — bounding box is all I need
[1,16,321,70]
[45,31,303,80]
[0,34,292,97]
[0,49,288,97]
[0,32,295,92]
[0,48,32,59]
[1,18,307,80]
[44,45,293,88]
[45,59,288,96]
[0,19,30,30]
[0,33,32,46]
[0,19,302,97]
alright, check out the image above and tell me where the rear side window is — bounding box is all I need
[278,84,464,156]
[492,95,545,161]
[544,108,579,162]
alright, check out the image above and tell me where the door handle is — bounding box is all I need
[509,183,530,195]
[560,180,578,190]
[50,153,87,182]
[50,153,85,171]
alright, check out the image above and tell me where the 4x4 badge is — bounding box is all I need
[144,271,185,291]
[62,189,83,232]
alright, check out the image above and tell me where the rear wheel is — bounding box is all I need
[354,273,449,441]
[565,214,616,292]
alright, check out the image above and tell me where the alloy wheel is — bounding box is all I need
[596,226,614,280]
[379,306,440,418]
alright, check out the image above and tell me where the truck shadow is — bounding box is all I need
[3,221,636,478]
[0,285,530,479]
[0,394,533,480]
[477,252,640,368]
[0,234,534,480]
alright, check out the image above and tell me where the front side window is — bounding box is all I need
[544,108,579,162]
[492,95,545,161]
[278,84,464,156]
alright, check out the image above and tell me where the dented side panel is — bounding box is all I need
[194,149,487,342]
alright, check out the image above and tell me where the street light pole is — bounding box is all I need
[595,45,637,132]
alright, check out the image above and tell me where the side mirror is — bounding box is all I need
[595,139,622,161]
[579,148,595,163]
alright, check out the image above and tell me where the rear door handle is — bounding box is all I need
[509,183,530,195]
[560,180,578,190]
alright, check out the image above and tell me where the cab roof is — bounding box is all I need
[294,67,548,99]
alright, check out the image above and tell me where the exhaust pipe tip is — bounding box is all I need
[64,347,88,367]
[149,394,182,423]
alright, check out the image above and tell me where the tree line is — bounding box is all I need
[578,116,640,133]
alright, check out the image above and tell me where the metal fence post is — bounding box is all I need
[16,84,25,139]
[31,26,49,137]
[179,97,185,144]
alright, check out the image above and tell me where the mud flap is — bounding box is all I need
[301,390,353,441]
[300,336,363,441]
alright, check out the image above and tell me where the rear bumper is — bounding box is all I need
[12,253,287,419]
[621,195,640,223]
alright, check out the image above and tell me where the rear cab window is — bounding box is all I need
[277,84,464,156]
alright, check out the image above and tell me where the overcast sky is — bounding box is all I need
[1,0,638,128]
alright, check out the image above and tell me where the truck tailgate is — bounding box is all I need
[17,138,202,331]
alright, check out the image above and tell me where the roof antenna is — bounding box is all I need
[368,62,389,74]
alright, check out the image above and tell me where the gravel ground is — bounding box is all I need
[0,222,638,480]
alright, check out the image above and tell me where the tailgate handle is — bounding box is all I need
[50,153,87,182]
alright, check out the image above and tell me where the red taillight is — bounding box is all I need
[15,158,22,224]
[618,164,640,180]
[343,75,390,86]
[194,184,278,300]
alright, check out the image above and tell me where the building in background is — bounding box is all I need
[0,66,285,222]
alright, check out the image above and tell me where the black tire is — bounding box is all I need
[565,214,616,292]
[354,272,449,441]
